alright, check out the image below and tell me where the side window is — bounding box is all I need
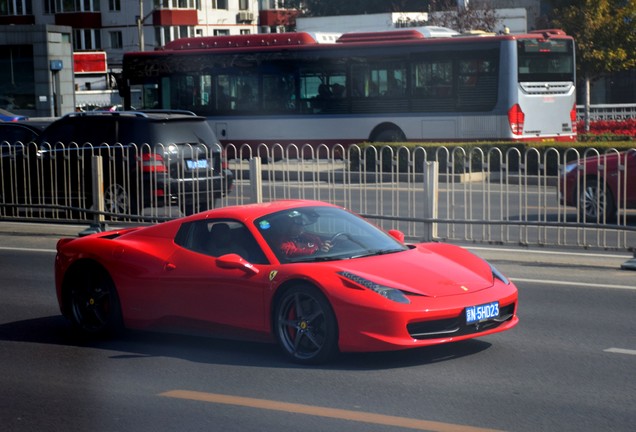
[0,126,39,145]
[456,54,498,111]
[412,59,453,98]
[175,219,268,264]
[263,73,296,113]
[299,68,347,113]
[40,118,116,147]
[351,63,406,98]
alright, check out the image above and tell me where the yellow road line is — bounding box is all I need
[160,389,505,432]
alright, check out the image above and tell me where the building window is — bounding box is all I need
[212,0,227,10]
[108,0,120,11]
[240,29,251,35]
[45,0,100,13]
[154,0,197,7]
[155,26,194,47]
[109,31,122,49]
[74,29,102,50]
[0,45,34,110]
[0,0,33,15]
[238,0,248,10]
[214,29,229,36]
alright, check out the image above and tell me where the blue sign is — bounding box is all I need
[50,60,63,71]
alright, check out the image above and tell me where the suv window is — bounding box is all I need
[39,117,117,145]
[0,122,46,145]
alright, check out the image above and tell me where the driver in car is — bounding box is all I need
[279,217,333,258]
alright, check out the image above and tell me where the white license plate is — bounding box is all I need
[186,159,208,169]
[466,301,499,324]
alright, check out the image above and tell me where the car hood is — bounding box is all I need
[331,243,494,297]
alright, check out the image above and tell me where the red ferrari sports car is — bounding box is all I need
[55,200,518,364]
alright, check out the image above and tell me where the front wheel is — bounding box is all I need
[273,285,339,364]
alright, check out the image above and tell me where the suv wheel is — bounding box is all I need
[104,183,132,215]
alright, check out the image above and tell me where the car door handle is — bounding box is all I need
[164,262,176,271]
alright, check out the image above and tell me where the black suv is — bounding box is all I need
[3,111,233,218]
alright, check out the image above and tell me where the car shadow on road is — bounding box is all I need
[0,315,492,370]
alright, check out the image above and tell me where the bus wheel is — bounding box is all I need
[370,126,406,143]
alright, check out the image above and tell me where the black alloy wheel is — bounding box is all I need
[274,285,339,364]
[67,264,123,336]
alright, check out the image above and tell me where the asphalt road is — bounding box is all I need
[0,222,635,432]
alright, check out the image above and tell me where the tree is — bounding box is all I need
[549,0,636,131]
[426,0,498,33]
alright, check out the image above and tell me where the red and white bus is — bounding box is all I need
[121,27,576,149]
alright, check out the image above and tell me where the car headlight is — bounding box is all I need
[338,271,410,304]
[490,264,510,285]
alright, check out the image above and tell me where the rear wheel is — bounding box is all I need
[370,127,406,143]
[104,182,130,214]
[66,263,123,336]
[104,183,139,218]
[579,177,616,222]
[273,285,339,364]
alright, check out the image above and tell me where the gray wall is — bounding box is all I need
[0,25,75,118]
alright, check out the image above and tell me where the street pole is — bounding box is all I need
[138,0,144,51]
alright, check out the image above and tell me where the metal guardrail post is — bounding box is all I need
[423,161,439,241]
[249,156,263,203]
[79,155,106,236]
[92,155,105,224]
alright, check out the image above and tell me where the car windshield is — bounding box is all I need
[255,206,407,263]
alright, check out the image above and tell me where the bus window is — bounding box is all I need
[263,74,296,113]
[352,64,406,97]
[299,69,347,113]
[133,81,161,110]
[166,74,213,113]
[412,59,453,99]
[210,74,255,112]
[457,54,498,111]
[517,39,574,82]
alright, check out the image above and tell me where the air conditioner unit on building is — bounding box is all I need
[237,11,254,22]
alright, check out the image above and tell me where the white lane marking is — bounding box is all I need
[604,348,636,356]
[511,277,636,291]
[468,246,631,260]
[0,246,56,253]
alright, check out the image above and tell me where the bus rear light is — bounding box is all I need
[508,104,525,135]
[141,153,168,173]
[570,104,577,134]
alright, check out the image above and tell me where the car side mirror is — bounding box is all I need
[388,229,405,243]
[216,253,259,275]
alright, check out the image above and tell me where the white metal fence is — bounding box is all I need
[576,103,636,121]
[2,141,635,251]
